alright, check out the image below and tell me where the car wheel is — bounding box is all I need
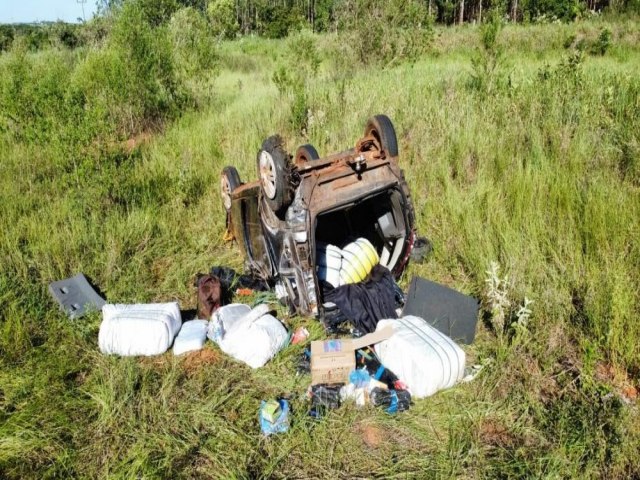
[365,114,399,158]
[221,166,241,211]
[257,135,294,215]
[294,143,320,165]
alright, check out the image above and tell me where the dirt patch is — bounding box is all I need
[123,131,153,153]
[622,386,638,401]
[595,361,638,403]
[357,423,384,449]
[479,419,517,449]
[182,348,221,374]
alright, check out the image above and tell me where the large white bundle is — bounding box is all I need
[207,304,288,369]
[99,303,182,356]
[375,316,465,398]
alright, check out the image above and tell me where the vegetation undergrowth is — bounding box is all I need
[1,5,639,478]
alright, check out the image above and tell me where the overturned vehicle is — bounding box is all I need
[220,114,423,319]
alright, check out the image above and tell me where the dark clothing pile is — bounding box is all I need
[210,266,270,292]
[323,265,400,334]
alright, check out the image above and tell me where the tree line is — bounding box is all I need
[1,0,638,53]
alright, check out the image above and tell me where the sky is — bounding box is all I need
[0,0,98,24]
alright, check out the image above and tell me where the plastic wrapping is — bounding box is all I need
[207,304,288,369]
[99,303,182,356]
[375,316,466,398]
[173,320,208,355]
[370,388,411,413]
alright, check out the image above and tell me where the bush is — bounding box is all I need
[0,43,75,144]
[468,13,505,95]
[591,27,612,55]
[169,7,217,77]
[0,0,204,154]
[259,4,304,38]
[71,1,184,139]
[333,0,433,69]
[207,0,239,39]
[272,30,320,134]
[49,22,81,49]
[0,25,15,52]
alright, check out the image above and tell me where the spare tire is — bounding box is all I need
[365,114,399,158]
[257,135,295,215]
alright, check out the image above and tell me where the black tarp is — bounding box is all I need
[402,276,479,344]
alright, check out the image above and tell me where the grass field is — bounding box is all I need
[1,15,639,478]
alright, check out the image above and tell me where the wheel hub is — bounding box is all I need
[259,150,277,199]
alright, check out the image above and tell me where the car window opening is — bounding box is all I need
[314,188,407,287]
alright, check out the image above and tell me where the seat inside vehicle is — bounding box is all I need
[314,188,408,274]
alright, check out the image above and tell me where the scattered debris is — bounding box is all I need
[308,384,342,418]
[370,388,411,414]
[83,117,488,435]
[48,273,106,319]
[310,326,393,385]
[260,399,290,435]
[291,326,310,345]
[195,274,222,319]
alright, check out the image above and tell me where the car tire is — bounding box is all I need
[221,166,241,211]
[257,135,294,215]
[294,144,320,165]
[365,114,399,158]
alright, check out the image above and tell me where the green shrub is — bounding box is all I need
[591,27,612,55]
[0,25,15,52]
[272,29,320,134]
[0,43,75,144]
[0,0,207,155]
[169,7,218,77]
[469,13,505,95]
[207,0,240,39]
[259,4,304,38]
[333,0,433,69]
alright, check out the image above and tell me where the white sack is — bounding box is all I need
[375,316,466,398]
[99,302,182,356]
[173,320,208,356]
[208,304,288,369]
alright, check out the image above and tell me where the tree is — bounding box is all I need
[208,0,240,38]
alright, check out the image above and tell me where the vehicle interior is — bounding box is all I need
[314,188,408,278]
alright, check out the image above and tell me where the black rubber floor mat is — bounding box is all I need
[48,273,106,319]
[402,276,479,344]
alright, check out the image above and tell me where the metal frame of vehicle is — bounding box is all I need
[222,115,418,318]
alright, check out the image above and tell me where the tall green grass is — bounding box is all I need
[1,16,639,479]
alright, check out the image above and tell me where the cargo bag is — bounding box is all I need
[207,304,288,369]
[374,316,465,398]
[99,302,182,356]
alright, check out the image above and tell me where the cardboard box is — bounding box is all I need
[310,326,394,385]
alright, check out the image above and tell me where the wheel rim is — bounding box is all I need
[258,150,277,199]
[221,175,232,210]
